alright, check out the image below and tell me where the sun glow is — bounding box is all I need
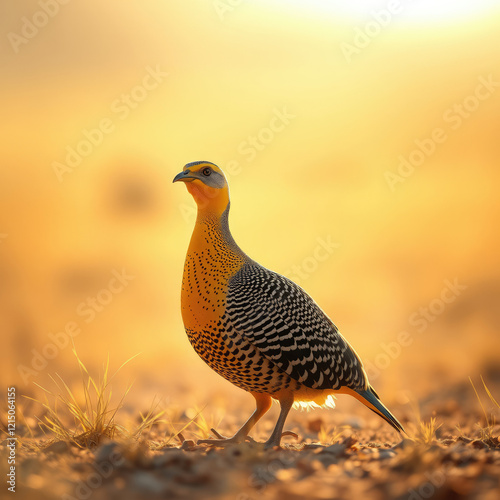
[267,0,500,23]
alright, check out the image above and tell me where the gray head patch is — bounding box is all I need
[184,161,226,189]
[185,160,218,169]
[203,170,226,188]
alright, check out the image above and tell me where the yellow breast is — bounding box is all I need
[180,213,245,334]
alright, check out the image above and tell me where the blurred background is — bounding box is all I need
[1,0,499,415]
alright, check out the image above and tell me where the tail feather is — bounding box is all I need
[355,386,405,434]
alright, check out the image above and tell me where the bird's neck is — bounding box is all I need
[189,203,247,268]
[181,203,247,330]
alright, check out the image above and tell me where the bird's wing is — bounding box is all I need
[224,263,367,391]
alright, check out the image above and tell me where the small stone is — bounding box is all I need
[441,438,455,446]
[131,471,167,494]
[393,438,415,450]
[322,443,346,456]
[378,449,397,460]
[471,440,487,449]
[307,418,324,433]
[342,435,357,449]
[180,439,196,451]
[94,441,121,464]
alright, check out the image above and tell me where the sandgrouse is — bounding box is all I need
[173,161,404,448]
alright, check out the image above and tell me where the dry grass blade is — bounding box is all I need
[481,375,500,409]
[470,376,499,445]
[470,377,490,426]
[133,396,167,440]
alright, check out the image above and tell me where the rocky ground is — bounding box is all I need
[2,374,500,500]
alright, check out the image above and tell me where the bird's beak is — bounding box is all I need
[173,169,196,183]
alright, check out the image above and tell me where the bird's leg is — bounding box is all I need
[264,393,294,449]
[197,393,272,446]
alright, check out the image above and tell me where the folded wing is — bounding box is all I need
[224,263,367,391]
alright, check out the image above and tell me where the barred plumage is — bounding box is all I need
[173,161,404,447]
[225,263,366,391]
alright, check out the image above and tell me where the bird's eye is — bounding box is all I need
[202,167,212,176]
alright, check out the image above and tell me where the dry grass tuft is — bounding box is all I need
[412,417,441,445]
[23,348,208,452]
[317,425,347,445]
[25,349,140,448]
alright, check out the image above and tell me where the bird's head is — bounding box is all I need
[173,161,229,215]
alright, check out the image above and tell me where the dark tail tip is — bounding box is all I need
[357,386,405,434]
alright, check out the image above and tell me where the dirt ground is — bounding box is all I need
[2,368,500,500]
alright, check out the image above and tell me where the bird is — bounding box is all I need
[173,161,404,448]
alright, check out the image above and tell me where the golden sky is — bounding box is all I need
[1,1,499,390]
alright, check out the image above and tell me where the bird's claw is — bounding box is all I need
[209,427,226,440]
[281,430,299,440]
[197,428,245,447]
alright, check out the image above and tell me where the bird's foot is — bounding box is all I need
[198,428,299,449]
[263,431,299,450]
[197,428,255,447]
